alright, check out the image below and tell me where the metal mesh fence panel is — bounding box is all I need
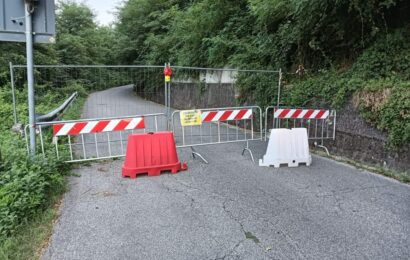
[11,65,166,120]
[11,64,280,132]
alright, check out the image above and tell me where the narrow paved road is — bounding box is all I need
[43,86,410,260]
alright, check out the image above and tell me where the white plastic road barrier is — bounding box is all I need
[259,128,312,168]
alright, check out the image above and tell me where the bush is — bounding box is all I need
[356,79,410,147]
[0,132,69,241]
[0,82,81,242]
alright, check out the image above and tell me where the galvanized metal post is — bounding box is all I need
[276,68,282,128]
[164,63,168,112]
[167,62,171,123]
[9,62,18,124]
[277,68,282,107]
[25,1,36,154]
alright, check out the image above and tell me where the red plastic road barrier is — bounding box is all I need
[122,131,187,179]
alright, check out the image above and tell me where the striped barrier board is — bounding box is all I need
[274,108,330,119]
[53,117,145,136]
[201,109,253,122]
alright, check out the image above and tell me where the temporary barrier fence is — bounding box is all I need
[24,106,336,164]
[12,63,282,159]
[264,106,336,154]
[172,106,263,163]
[25,113,167,163]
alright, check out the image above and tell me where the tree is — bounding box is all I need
[55,1,116,65]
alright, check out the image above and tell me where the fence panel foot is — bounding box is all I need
[190,147,208,164]
[314,142,330,156]
[242,141,255,163]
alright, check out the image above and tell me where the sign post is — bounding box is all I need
[25,0,36,154]
[1,0,56,155]
[164,63,172,128]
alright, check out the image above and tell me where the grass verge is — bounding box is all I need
[62,96,86,121]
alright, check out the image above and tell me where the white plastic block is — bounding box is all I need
[259,128,312,168]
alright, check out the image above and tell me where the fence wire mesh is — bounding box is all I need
[11,65,166,120]
[11,64,280,123]
[169,66,280,110]
[12,64,284,162]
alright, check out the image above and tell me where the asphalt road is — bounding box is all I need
[42,86,410,260]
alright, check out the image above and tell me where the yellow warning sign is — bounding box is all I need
[180,110,202,126]
[165,75,171,82]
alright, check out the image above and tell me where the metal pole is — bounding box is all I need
[164,63,167,111]
[276,68,282,128]
[168,62,171,122]
[9,62,18,124]
[167,81,171,130]
[25,1,36,155]
[277,68,282,107]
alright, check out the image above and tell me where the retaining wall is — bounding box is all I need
[136,84,410,173]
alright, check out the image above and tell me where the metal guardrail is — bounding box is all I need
[36,92,78,122]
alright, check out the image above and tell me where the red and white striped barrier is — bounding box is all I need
[274,108,329,119]
[53,117,145,136]
[201,109,253,122]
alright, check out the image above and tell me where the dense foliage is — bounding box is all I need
[115,0,409,68]
[115,0,409,146]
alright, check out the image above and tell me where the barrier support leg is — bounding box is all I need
[190,146,208,164]
[242,140,255,163]
[314,142,330,156]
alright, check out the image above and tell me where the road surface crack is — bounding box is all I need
[221,199,276,260]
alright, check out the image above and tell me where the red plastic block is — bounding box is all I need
[122,132,187,179]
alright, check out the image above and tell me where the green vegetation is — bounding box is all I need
[114,0,409,148]
[0,89,69,259]
[0,201,62,260]
[283,28,410,146]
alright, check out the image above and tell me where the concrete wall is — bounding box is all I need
[325,99,410,172]
[139,82,237,110]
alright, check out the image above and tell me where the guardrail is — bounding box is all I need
[36,92,78,122]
